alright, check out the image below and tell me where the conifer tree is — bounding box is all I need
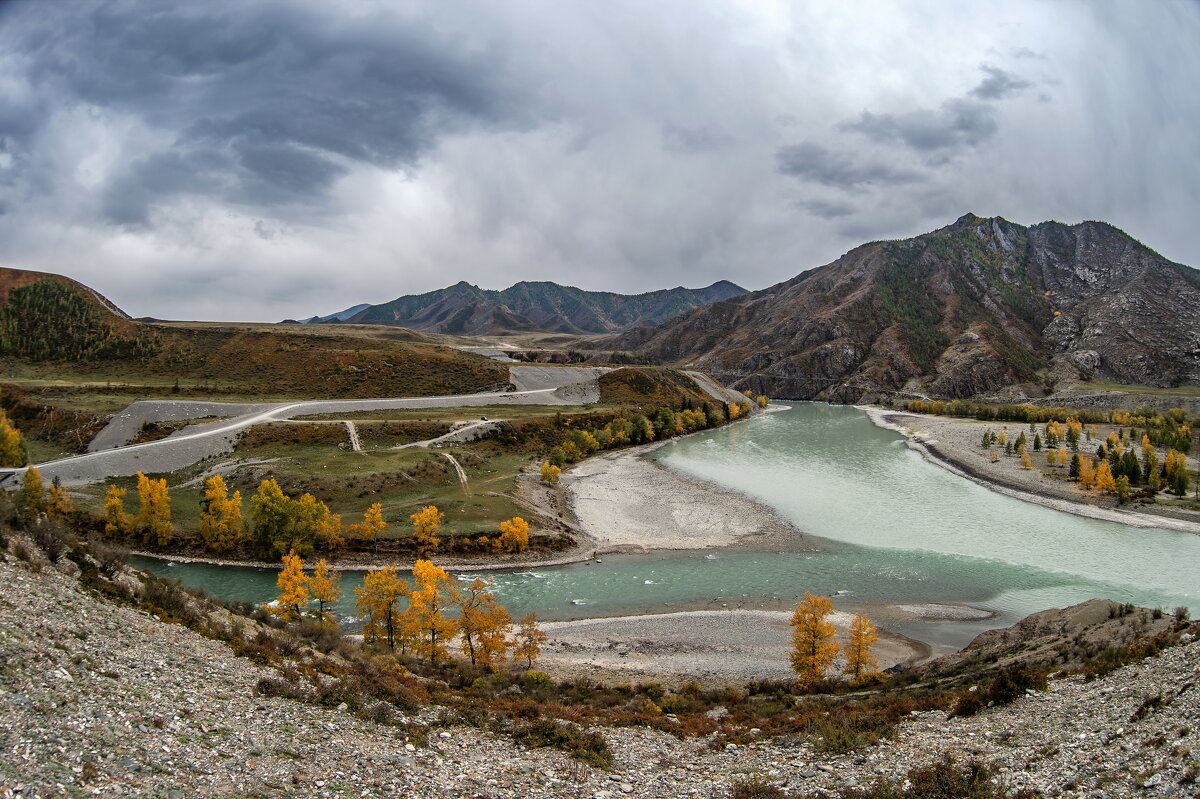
[1173,462,1191,497]
[199,475,246,553]
[21,465,45,521]
[135,472,172,547]
[844,613,879,684]
[1095,460,1117,493]
[103,485,130,538]
[1116,475,1131,504]
[1033,433,1042,451]
[45,477,74,521]
[790,592,839,688]
[1069,453,1082,479]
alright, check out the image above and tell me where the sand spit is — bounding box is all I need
[566,444,807,552]
[538,609,929,686]
[859,405,1200,536]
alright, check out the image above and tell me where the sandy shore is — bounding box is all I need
[860,405,1200,536]
[565,443,809,551]
[537,608,931,687]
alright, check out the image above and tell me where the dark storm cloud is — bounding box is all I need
[0,1,1197,322]
[840,64,1031,160]
[776,143,922,190]
[0,1,535,223]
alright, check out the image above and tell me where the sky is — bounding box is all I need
[0,1,1197,322]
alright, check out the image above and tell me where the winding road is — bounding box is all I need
[0,366,612,487]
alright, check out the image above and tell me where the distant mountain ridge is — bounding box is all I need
[606,214,1200,401]
[297,280,747,336]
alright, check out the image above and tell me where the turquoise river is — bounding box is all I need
[134,403,1200,651]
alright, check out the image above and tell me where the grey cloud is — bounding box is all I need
[970,65,1033,100]
[776,143,922,189]
[662,124,731,153]
[795,199,856,219]
[1,1,537,223]
[842,98,999,158]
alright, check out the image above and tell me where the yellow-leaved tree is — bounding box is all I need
[1095,460,1117,493]
[270,553,309,623]
[352,502,386,552]
[406,559,459,666]
[199,475,246,554]
[410,505,443,556]
[307,559,341,626]
[458,577,512,668]
[513,611,548,668]
[355,565,409,651]
[135,472,172,547]
[843,613,879,684]
[790,592,839,688]
[0,409,26,467]
[21,466,44,521]
[103,485,131,538]
[539,461,561,485]
[497,516,530,553]
[1019,451,1033,469]
[45,478,74,521]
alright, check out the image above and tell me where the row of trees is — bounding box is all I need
[93,469,532,558]
[272,555,546,669]
[544,398,759,469]
[905,398,1197,440]
[789,592,880,687]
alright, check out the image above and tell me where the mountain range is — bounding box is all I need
[606,214,1200,401]
[292,280,747,336]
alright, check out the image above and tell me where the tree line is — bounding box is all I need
[270,554,547,670]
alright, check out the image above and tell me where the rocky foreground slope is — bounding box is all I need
[1,549,1198,798]
[609,215,1200,401]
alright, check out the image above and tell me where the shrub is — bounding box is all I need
[952,666,1046,716]
[820,755,1042,798]
[511,719,612,769]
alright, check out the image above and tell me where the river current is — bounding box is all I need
[133,403,1199,651]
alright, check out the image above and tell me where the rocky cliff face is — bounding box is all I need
[308,280,748,336]
[608,215,1200,401]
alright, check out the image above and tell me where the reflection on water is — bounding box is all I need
[133,403,1199,651]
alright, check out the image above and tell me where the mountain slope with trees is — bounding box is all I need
[606,215,1200,401]
[305,280,747,336]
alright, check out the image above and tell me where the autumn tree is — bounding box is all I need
[1019,451,1033,469]
[790,592,839,688]
[497,516,530,553]
[513,611,548,668]
[199,475,246,553]
[1116,475,1131,504]
[1045,449,1058,466]
[1077,458,1096,490]
[352,502,386,552]
[270,553,309,623]
[410,505,443,556]
[45,477,74,521]
[21,465,45,522]
[355,565,409,651]
[540,461,561,485]
[0,409,25,467]
[135,472,172,547]
[843,613,879,684]
[1095,460,1117,494]
[103,485,131,538]
[307,559,341,626]
[406,559,460,666]
[458,577,512,668]
[250,479,293,555]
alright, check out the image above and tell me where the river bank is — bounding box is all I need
[536,608,931,687]
[860,405,1200,536]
